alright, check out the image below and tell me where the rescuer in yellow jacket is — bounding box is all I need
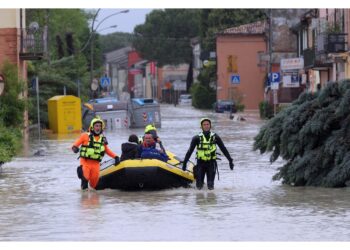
[182,118,234,190]
[72,118,119,190]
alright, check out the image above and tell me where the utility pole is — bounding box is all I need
[268,9,277,116]
[45,9,50,65]
[89,9,100,99]
[88,9,129,99]
[36,76,41,141]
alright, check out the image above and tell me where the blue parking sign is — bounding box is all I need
[230,74,240,84]
[268,72,280,83]
[100,77,111,87]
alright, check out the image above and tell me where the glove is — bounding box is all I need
[182,162,187,171]
[72,146,79,154]
[229,160,234,170]
[114,156,120,165]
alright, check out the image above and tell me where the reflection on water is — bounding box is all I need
[1,105,350,241]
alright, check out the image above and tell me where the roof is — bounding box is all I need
[104,46,132,68]
[219,20,267,35]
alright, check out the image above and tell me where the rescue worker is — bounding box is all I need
[71,118,119,190]
[182,118,234,190]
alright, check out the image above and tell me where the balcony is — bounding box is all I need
[303,48,332,69]
[317,33,348,54]
[303,48,315,68]
[19,27,47,60]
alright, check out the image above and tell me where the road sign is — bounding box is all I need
[230,74,240,84]
[268,72,280,83]
[271,82,279,90]
[100,76,111,88]
[91,78,98,91]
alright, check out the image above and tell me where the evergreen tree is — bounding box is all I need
[254,80,350,187]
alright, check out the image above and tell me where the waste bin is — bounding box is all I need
[48,95,82,133]
[129,98,161,128]
[81,98,130,130]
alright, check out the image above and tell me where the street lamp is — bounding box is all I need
[89,9,129,98]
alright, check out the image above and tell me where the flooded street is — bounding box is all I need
[1,104,350,241]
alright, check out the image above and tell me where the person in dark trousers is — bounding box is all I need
[120,134,139,161]
[182,118,234,190]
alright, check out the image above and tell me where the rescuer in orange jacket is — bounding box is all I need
[72,118,119,190]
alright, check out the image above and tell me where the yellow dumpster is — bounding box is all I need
[48,95,82,133]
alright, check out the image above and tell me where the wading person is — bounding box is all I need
[182,118,234,190]
[72,118,119,190]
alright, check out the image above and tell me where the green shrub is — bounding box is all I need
[191,82,216,109]
[0,61,26,163]
[259,100,273,119]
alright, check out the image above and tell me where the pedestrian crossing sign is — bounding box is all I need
[100,77,111,87]
[230,74,240,84]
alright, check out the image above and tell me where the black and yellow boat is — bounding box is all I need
[95,151,195,190]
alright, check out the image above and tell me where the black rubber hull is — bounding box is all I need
[96,166,193,191]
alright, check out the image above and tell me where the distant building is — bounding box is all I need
[216,20,267,110]
[0,9,27,80]
[104,46,132,100]
[216,9,310,110]
[294,9,349,93]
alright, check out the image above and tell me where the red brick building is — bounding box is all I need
[0,9,27,80]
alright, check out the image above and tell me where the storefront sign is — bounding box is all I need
[281,58,304,71]
[282,74,300,88]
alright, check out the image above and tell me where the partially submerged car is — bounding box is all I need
[179,94,192,105]
[213,100,237,113]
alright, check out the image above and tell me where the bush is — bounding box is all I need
[191,82,216,109]
[0,61,26,163]
[190,63,216,109]
[259,100,273,119]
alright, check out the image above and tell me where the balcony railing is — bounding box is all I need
[317,33,348,54]
[303,48,315,68]
[19,27,47,60]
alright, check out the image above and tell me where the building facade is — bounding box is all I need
[216,20,267,110]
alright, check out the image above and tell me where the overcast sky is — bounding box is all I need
[92,9,154,35]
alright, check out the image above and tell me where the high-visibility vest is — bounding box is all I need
[79,133,106,161]
[196,132,217,161]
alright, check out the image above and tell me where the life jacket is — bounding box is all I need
[196,132,217,161]
[79,133,106,162]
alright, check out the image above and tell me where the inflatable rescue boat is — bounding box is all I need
[95,151,195,190]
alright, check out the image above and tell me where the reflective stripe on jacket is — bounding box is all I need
[79,133,106,161]
[196,132,217,161]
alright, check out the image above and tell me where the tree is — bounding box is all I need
[99,32,134,53]
[26,9,92,127]
[199,9,267,52]
[254,80,350,187]
[132,9,200,66]
[190,63,216,109]
[0,61,25,163]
